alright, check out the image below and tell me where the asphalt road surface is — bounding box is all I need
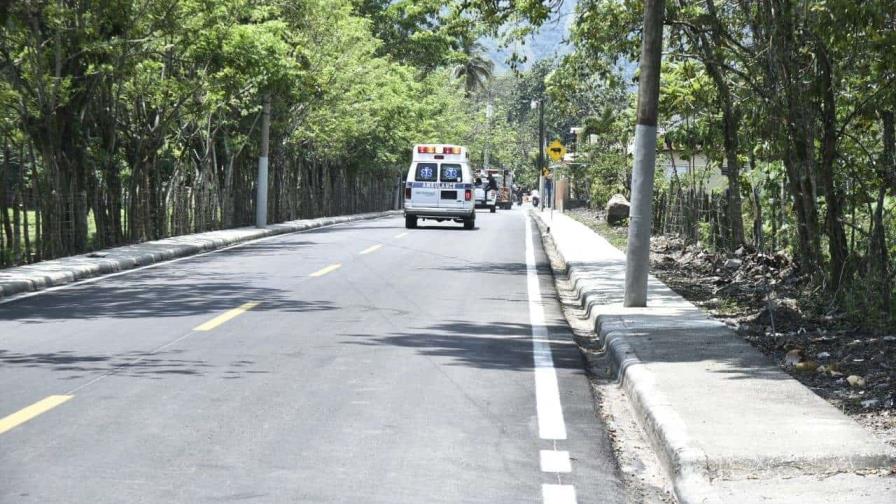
[0,208,624,504]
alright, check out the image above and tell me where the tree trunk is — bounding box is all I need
[816,43,849,291]
[1,143,13,258]
[698,0,745,249]
[883,111,895,191]
[875,110,896,317]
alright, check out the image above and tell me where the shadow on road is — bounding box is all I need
[0,348,269,381]
[422,261,529,275]
[302,223,404,234]
[343,321,584,372]
[0,270,337,323]
[405,225,476,231]
[213,241,315,256]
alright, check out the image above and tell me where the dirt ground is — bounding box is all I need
[566,208,896,449]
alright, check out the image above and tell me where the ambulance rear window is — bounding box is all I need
[440,164,462,182]
[414,163,437,182]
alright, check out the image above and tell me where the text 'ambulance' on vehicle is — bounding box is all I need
[404,144,476,230]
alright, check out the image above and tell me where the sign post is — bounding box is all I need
[546,140,566,216]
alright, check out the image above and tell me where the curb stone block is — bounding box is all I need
[1,279,33,297]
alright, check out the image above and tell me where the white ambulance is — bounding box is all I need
[404,144,476,230]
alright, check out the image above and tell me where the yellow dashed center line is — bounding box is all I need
[394,232,408,239]
[0,395,73,435]
[193,301,260,331]
[360,244,383,255]
[310,263,342,278]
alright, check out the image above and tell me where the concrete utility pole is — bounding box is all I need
[256,94,271,228]
[624,0,665,307]
[535,100,546,211]
[484,102,494,170]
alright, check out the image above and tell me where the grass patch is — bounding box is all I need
[566,209,629,251]
[1,209,104,265]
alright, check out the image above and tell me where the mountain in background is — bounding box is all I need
[483,0,577,73]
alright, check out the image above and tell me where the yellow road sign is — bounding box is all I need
[547,140,566,162]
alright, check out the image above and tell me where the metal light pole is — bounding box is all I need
[531,99,545,211]
[484,102,494,170]
[551,164,555,220]
[256,93,271,228]
[624,0,665,307]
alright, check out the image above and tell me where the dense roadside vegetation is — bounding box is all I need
[476,0,896,327]
[463,0,895,431]
[0,0,508,266]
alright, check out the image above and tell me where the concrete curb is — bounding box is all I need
[531,212,719,502]
[0,210,400,301]
[530,210,895,504]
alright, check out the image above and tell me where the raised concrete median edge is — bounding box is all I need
[0,211,400,301]
[530,209,896,504]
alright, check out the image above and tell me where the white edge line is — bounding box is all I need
[542,484,577,504]
[524,214,568,441]
[540,450,572,473]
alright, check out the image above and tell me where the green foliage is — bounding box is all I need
[444,0,896,322]
[0,0,484,264]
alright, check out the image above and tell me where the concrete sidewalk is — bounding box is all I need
[533,209,896,504]
[0,211,398,300]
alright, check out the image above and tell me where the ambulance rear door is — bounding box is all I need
[437,163,469,210]
[410,162,439,207]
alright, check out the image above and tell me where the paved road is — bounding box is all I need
[0,208,623,504]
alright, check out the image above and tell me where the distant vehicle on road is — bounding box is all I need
[473,173,497,213]
[404,144,476,230]
[485,169,513,210]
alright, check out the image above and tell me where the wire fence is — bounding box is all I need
[654,187,730,250]
[0,164,401,269]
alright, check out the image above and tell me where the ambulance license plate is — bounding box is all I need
[441,191,457,200]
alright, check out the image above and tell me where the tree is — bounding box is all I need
[0,0,484,266]
[452,35,494,96]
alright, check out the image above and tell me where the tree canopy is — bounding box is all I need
[0,0,499,264]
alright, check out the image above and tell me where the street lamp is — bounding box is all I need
[531,99,545,210]
[484,102,494,171]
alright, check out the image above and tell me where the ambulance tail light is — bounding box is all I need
[405,187,412,199]
[464,189,472,201]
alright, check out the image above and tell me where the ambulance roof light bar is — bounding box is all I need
[417,145,460,155]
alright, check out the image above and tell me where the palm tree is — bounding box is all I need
[452,37,494,96]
